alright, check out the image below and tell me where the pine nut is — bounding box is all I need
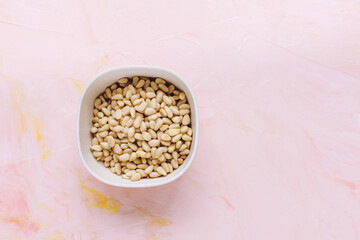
[182,134,192,141]
[168,129,180,136]
[180,109,190,115]
[161,133,171,141]
[126,162,137,170]
[161,162,170,173]
[119,153,130,161]
[171,159,179,169]
[150,172,160,178]
[145,165,154,174]
[156,167,167,176]
[148,140,160,147]
[107,136,115,148]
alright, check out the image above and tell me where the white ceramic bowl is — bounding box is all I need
[77,66,199,188]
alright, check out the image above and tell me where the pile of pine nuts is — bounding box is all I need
[90,76,192,181]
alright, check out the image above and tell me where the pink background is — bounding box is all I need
[1,0,360,239]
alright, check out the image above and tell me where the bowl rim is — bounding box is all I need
[77,65,199,188]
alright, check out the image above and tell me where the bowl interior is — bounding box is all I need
[78,66,198,187]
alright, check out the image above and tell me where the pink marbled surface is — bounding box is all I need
[1,0,360,239]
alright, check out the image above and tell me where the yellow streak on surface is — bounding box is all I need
[70,79,83,92]
[26,113,50,162]
[11,87,28,132]
[44,230,65,240]
[148,218,172,227]
[80,185,122,214]
[37,203,55,213]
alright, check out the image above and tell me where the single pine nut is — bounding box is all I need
[145,165,154,174]
[181,126,188,133]
[91,145,102,151]
[151,81,158,90]
[94,98,101,109]
[102,107,110,116]
[118,77,128,84]
[172,133,182,142]
[126,118,134,127]
[99,131,108,138]
[168,163,173,173]
[172,116,182,123]
[133,99,142,106]
[136,150,146,158]
[113,125,122,133]
[168,129,180,136]
[180,149,190,155]
[150,172,160,178]
[128,127,135,137]
[168,84,175,94]
[148,129,157,138]
[112,94,123,100]
[145,108,156,115]
[93,151,103,158]
[161,134,171,141]
[115,163,121,175]
[170,106,179,115]
[168,144,175,153]
[180,109,190,115]
[158,84,168,92]
[126,163,137,170]
[132,76,139,86]
[156,91,164,102]
[155,148,163,158]
[146,92,156,98]
[142,132,151,141]
[134,116,142,128]
[136,79,145,88]
[176,141,183,149]
[100,142,110,150]
[125,170,136,177]
[179,144,187,152]
[149,120,156,130]
[148,113,159,121]
[92,138,99,146]
[128,142,138,151]
[107,136,115,148]
[162,118,172,125]
[119,153,130,161]
[148,139,160,147]
[137,169,147,177]
[110,160,115,167]
[154,119,163,130]
[164,106,173,118]
[142,141,150,152]
[135,102,147,112]
[137,164,147,169]
[140,121,147,132]
[171,159,179,169]
[179,92,185,100]
[182,134,192,141]
[104,149,111,157]
[161,162,170,173]
[187,128,193,136]
[98,124,109,132]
[156,167,167,176]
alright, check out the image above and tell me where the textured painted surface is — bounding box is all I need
[1,1,360,239]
